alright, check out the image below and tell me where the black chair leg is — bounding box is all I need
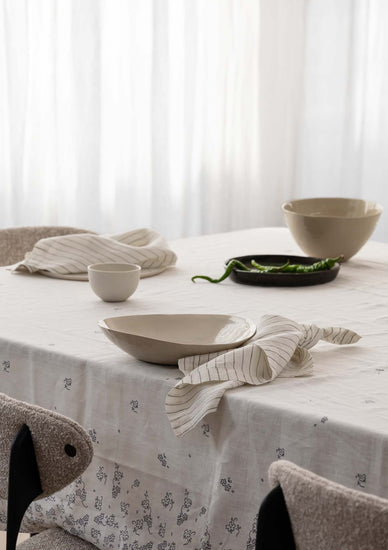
[6,424,42,550]
[256,484,296,550]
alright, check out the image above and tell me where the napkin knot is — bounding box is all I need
[165,314,360,437]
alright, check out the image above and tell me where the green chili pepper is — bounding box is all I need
[191,259,250,283]
[251,259,290,273]
[281,255,343,273]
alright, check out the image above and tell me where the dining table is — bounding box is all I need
[0,226,388,550]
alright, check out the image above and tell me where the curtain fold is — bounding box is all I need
[299,0,388,243]
[0,0,387,240]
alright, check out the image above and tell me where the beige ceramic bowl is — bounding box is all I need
[282,198,383,260]
[88,263,141,302]
[99,314,256,365]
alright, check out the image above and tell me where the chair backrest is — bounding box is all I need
[0,226,95,266]
[258,460,388,550]
[256,483,295,550]
[0,393,93,550]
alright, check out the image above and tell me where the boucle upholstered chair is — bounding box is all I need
[16,528,97,549]
[256,460,388,550]
[0,226,94,266]
[0,393,97,550]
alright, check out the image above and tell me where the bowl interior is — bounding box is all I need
[88,263,141,273]
[283,198,382,219]
[100,314,256,346]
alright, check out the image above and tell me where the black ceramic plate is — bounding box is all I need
[226,255,340,287]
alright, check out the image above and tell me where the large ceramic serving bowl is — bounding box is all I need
[282,198,383,260]
[99,314,256,365]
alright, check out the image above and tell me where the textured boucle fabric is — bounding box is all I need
[0,226,94,266]
[0,393,93,500]
[16,528,98,549]
[269,460,388,550]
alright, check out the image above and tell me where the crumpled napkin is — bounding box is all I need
[165,314,361,437]
[13,228,177,279]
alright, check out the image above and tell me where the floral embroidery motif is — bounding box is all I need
[103,532,115,548]
[45,507,56,520]
[157,453,170,468]
[65,491,76,509]
[64,377,72,390]
[276,448,285,459]
[158,521,166,538]
[119,525,130,545]
[246,515,258,550]
[177,510,187,526]
[177,489,192,526]
[161,492,174,511]
[132,518,144,535]
[130,400,139,413]
[95,496,103,511]
[77,514,89,531]
[355,473,366,488]
[141,491,153,534]
[199,525,212,549]
[225,517,241,536]
[96,466,108,484]
[2,360,10,373]
[183,528,196,545]
[90,527,101,544]
[183,490,192,510]
[88,429,99,444]
[121,501,130,517]
[220,477,234,493]
[57,503,66,516]
[94,512,119,529]
[112,464,124,499]
[75,477,88,508]
[202,424,210,437]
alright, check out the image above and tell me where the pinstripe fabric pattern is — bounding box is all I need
[13,228,177,278]
[166,314,360,437]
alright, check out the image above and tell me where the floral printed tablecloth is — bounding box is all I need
[1,227,388,549]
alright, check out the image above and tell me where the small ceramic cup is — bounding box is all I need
[88,263,141,302]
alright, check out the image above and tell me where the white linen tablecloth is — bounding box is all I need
[1,227,388,550]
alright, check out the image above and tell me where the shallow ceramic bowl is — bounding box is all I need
[282,198,383,260]
[99,314,256,365]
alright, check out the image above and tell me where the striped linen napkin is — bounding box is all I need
[13,228,177,279]
[165,314,361,437]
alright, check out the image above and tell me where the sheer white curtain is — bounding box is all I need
[0,0,387,240]
[298,0,388,242]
